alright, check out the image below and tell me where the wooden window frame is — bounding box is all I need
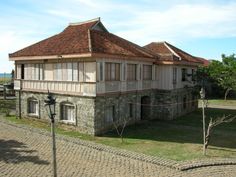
[143,65,152,80]
[173,67,177,84]
[28,98,39,116]
[60,103,75,123]
[105,63,120,81]
[127,64,137,81]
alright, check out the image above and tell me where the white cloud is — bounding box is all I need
[115,2,236,45]
[1,0,236,72]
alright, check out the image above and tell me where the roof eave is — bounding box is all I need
[155,60,202,66]
[9,53,92,61]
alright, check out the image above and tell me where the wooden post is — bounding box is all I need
[19,90,22,119]
[200,88,206,155]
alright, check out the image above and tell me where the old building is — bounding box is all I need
[9,18,204,135]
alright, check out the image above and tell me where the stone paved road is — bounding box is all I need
[0,120,235,177]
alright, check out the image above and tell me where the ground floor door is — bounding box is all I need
[141,96,151,120]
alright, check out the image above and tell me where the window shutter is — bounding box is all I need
[16,64,21,79]
[72,62,78,81]
[57,63,62,81]
[67,63,73,81]
[39,64,43,80]
[79,62,84,82]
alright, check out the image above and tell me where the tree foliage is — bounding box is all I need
[198,54,236,100]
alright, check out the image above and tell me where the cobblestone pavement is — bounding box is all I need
[0,119,235,177]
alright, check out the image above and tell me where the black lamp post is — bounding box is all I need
[44,91,57,177]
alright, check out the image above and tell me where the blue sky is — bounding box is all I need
[1,0,236,72]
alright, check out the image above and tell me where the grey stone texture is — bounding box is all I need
[16,91,96,135]
[94,87,198,134]
[15,87,198,135]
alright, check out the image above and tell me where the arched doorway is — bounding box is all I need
[141,96,151,120]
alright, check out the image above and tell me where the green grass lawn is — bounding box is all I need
[2,107,236,161]
[0,78,11,84]
[207,99,236,106]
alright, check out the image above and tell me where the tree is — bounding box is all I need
[204,115,236,152]
[113,117,129,143]
[208,54,236,100]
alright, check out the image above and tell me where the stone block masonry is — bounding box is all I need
[15,87,198,135]
[16,91,96,135]
[94,87,198,134]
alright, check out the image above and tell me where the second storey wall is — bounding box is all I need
[16,61,97,83]
[14,58,198,95]
[156,65,197,90]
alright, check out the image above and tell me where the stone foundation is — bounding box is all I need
[16,91,96,135]
[16,87,198,135]
[94,87,198,134]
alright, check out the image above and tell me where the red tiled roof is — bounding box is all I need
[144,42,205,65]
[144,42,172,55]
[9,21,97,57]
[9,18,154,59]
[90,30,154,58]
[195,57,210,66]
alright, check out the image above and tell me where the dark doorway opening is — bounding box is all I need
[141,96,151,120]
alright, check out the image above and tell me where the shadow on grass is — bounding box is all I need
[0,139,49,165]
[102,108,236,149]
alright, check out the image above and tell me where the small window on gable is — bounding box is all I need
[60,102,75,123]
[28,98,39,116]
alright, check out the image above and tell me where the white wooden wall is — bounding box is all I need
[156,65,197,90]
[15,59,198,95]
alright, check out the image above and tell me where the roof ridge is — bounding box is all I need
[90,30,155,58]
[152,41,166,44]
[165,42,194,58]
[163,42,181,60]
[69,17,100,26]
[116,34,157,58]
[165,42,203,63]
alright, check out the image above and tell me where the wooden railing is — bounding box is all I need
[15,80,96,96]
[15,79,159,95]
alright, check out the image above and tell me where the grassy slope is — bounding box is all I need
[207,99,236,106]
[97,108,236,161]
[3,107,236,161]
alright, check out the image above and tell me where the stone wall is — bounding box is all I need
[94,87,198,134]
[15,91,96,135]
[152,87,198,120]
[15,87,198,135]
